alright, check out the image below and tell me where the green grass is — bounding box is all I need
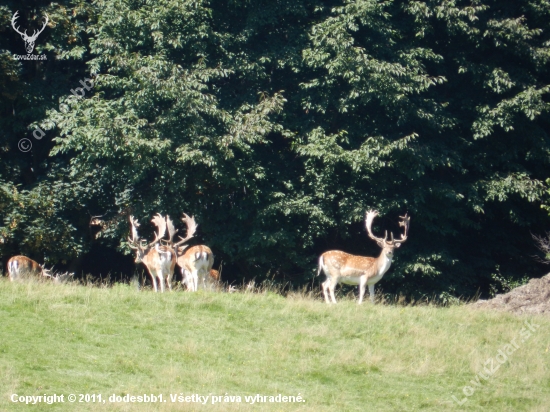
[0,279,548,411]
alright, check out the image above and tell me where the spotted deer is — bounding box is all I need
[128,214,176,292]
[167,214,214,292]
[7,255,51,281]
[318,210,410,304]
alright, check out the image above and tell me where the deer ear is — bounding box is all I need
[395,243,401,248]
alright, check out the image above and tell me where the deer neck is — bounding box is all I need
[376,249,393,277]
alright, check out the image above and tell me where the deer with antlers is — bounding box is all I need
[128,214,177,292]
[11,11,48,54]
[7,255,51,281]
[317,210,410,304]
[167,214,214,292]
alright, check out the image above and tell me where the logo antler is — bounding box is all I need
[11,11,49,54]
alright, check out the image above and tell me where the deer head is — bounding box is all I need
[127,215,163,262]
[11,11,48,54]
[365,210,410,257]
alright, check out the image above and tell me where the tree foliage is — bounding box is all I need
[1,0,550,297]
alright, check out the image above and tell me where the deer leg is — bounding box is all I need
[158,272,165,293]
[200,271,206,290]
[329,278,338,304]
[181,268,189,290]
[368,284,375,303]
[150,271,158,292]
[203,269,209,290]
[201,268,209,290]
[197,268,204,290]
[191,269,199,292]
[185,269,193,291]
[202,270,210,291]
[358,278,367,304]
[9,261,17,281]
[321,279,331,304]
[166,271,172,291]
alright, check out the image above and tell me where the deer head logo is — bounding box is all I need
[11,11,48,54]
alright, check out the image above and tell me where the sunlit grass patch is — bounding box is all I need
[0,278,548,411]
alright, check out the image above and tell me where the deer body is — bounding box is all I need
[209,269,220,283]
[178,245,214,291]
[319,250,393,304]
[318,210,410,304]
[7,255,51,281]
[136,244,176,293]
[128,214,177,292]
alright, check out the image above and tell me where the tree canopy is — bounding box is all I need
[2,0,550,297]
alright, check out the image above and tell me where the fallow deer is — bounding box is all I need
[209,269,221,283]
[7,255,51,281]
[169,214,214,292]
[128,214,176,292]
[179,246,216,291]
[317,210,410,304]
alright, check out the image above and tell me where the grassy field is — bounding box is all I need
[0,279,548,411]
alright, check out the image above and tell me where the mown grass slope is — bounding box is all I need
[0,279,548,411]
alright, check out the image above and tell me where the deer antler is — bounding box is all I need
[166,215,177,243]
[149,213,167,247]
[365,210,387,245]
[127,215,141,249]
[42,266,52,278]
[173,213,197,250]
[366,210,410,246]
[392,213,410,245]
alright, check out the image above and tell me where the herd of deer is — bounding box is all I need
[127,213,218,292]
[5,210,410,304]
